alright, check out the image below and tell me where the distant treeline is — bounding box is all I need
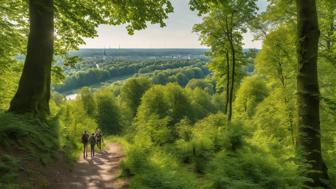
[54,59,209,93]
[149,66,210,86]
[69,48,208,58]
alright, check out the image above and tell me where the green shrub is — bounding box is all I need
[205,148,304,189]
[95,89,123,134]
[121,77,152,117]
[0,113,58,162]
[121,145,199,189]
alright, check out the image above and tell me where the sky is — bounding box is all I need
[81,1,267,49]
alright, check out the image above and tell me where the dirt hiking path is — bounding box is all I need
[58,143,127,189]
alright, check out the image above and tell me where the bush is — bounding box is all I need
[188,88,217,120]
[121,145,199,189]
[121,77,152,117]
[0,113,59,162]
[234,76,268,119]
[206,148,304,189]
[95,89,123,134]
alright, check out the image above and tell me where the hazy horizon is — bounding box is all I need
[80,0,267,49]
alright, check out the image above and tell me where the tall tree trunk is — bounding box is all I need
[224,49,230,114]
[296,0,329,187]
[225,15,235,123]
[9,0,54,118]
[228,32,235,122]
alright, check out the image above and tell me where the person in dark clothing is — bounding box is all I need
[81,131,89,159]
[89,133,96,158]
[95,128,103,151]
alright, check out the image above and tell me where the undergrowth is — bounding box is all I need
[119,114,308,189]
[0,111,88,188]
[0,112,60,187]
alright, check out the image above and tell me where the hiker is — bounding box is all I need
[81,131,89,159]
[95,128,103,151]
[89,133,96,158]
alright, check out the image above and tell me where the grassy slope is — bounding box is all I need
[0,112,77,188]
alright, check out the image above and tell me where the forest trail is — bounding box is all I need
[58,143,127,189]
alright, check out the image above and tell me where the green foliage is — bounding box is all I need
[234,76,268,118]
[188,88,217,121]
[95,88,123,135]
[1,0,174,115]
[55,58,209,93]
[0,154,20,187]
[121,145,199,189]
[250,88,296,148]
[79,87,96,116]
[136,85,169,121]
[318,0,336,68]
[135,115,171,146]
[206,148,303,189]
[193,0,259,122]
[134,84,193,144]
[53,0,174,53]
[122,101,306,189]
[55,99,98,163]
[0,113,59,186]
[184,116,247,173]
[186,79,215,94]
[136,84,193,125]
[0,113,58,161]
[121,77,152,117]
[255,25,296,88]
[0,1,27,63]
[151,65,210,87]
[134,83,220,146]
[1,0,335,188]
[164,84,194,124]
[0,63,22,110]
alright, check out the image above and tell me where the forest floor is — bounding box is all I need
[56,143,128,189]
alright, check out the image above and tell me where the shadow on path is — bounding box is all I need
[56,143,127,189]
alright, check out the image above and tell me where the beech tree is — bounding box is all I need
[191,0,257,122]
[296,0,329,187]
[9,0,54,116]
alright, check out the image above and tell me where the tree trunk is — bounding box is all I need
[228,32,235,122]
[225,15,235,123]
[9,0,54,118]
[224,49,230,114]
[296,0,329,187]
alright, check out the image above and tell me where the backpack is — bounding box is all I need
[81,133,89,144]
[89,136,96,145]
[95,132,102,140]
